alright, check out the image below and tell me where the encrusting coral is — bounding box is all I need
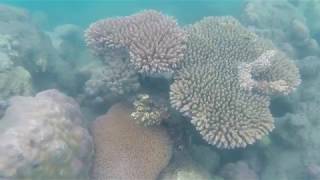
[85,10,187,74]
[91,103,172,180]
[170,16,300,149]
[131,93,169,127]
[0,89,94,179]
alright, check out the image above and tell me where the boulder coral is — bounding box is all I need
[170,16,300,149]
[85,10,187,74]
[0,89,93,179]
[91,103,172,180]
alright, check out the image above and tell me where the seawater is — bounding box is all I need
[1,0,245,28]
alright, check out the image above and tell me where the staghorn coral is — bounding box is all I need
[85,10,187,74]
[170,16,300,149]
[91,103,172,180]
[0,89,93,179]
[131,93,169,127]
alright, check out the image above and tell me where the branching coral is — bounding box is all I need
[131,94,169,127]
[91,103,172,180]
[84,56,140,105]
[0,89,93,179]
[85,10,187,74]
[170,16,300,149]
[238,50,301,95]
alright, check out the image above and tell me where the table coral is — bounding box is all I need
[170,16,300,149]
[85,10,187,74]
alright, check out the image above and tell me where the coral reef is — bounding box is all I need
[238,50,300,95]
[159,151,217,180]
[0,4,58,74]
[170,16,300,149]
[0,34,19,58]
[91,103,172,180]
[242,0,320,58]
[83,56,140,106]
[0,3,316,180]
[256,55,320,180]
[49,24,85,60]
[0,51,13,72]
[46,24,101,95]
[0,66,33,100]
[85,10,187,74]
[0,89,93,179]
[131,93,169,127]
[220,161,258,180]
[190,144,220,173]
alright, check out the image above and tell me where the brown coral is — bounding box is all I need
[85,10,187,74]
[91,103,172,180]
[131,93,169,127]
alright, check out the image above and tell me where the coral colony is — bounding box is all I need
[4,0,320,179]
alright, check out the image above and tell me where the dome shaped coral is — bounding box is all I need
[91,103,172,180]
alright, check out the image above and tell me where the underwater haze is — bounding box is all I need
[1,0,245,28]
[0,0,319,180]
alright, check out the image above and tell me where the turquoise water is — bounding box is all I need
[1,0,245,28]
[0,0,319,180]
